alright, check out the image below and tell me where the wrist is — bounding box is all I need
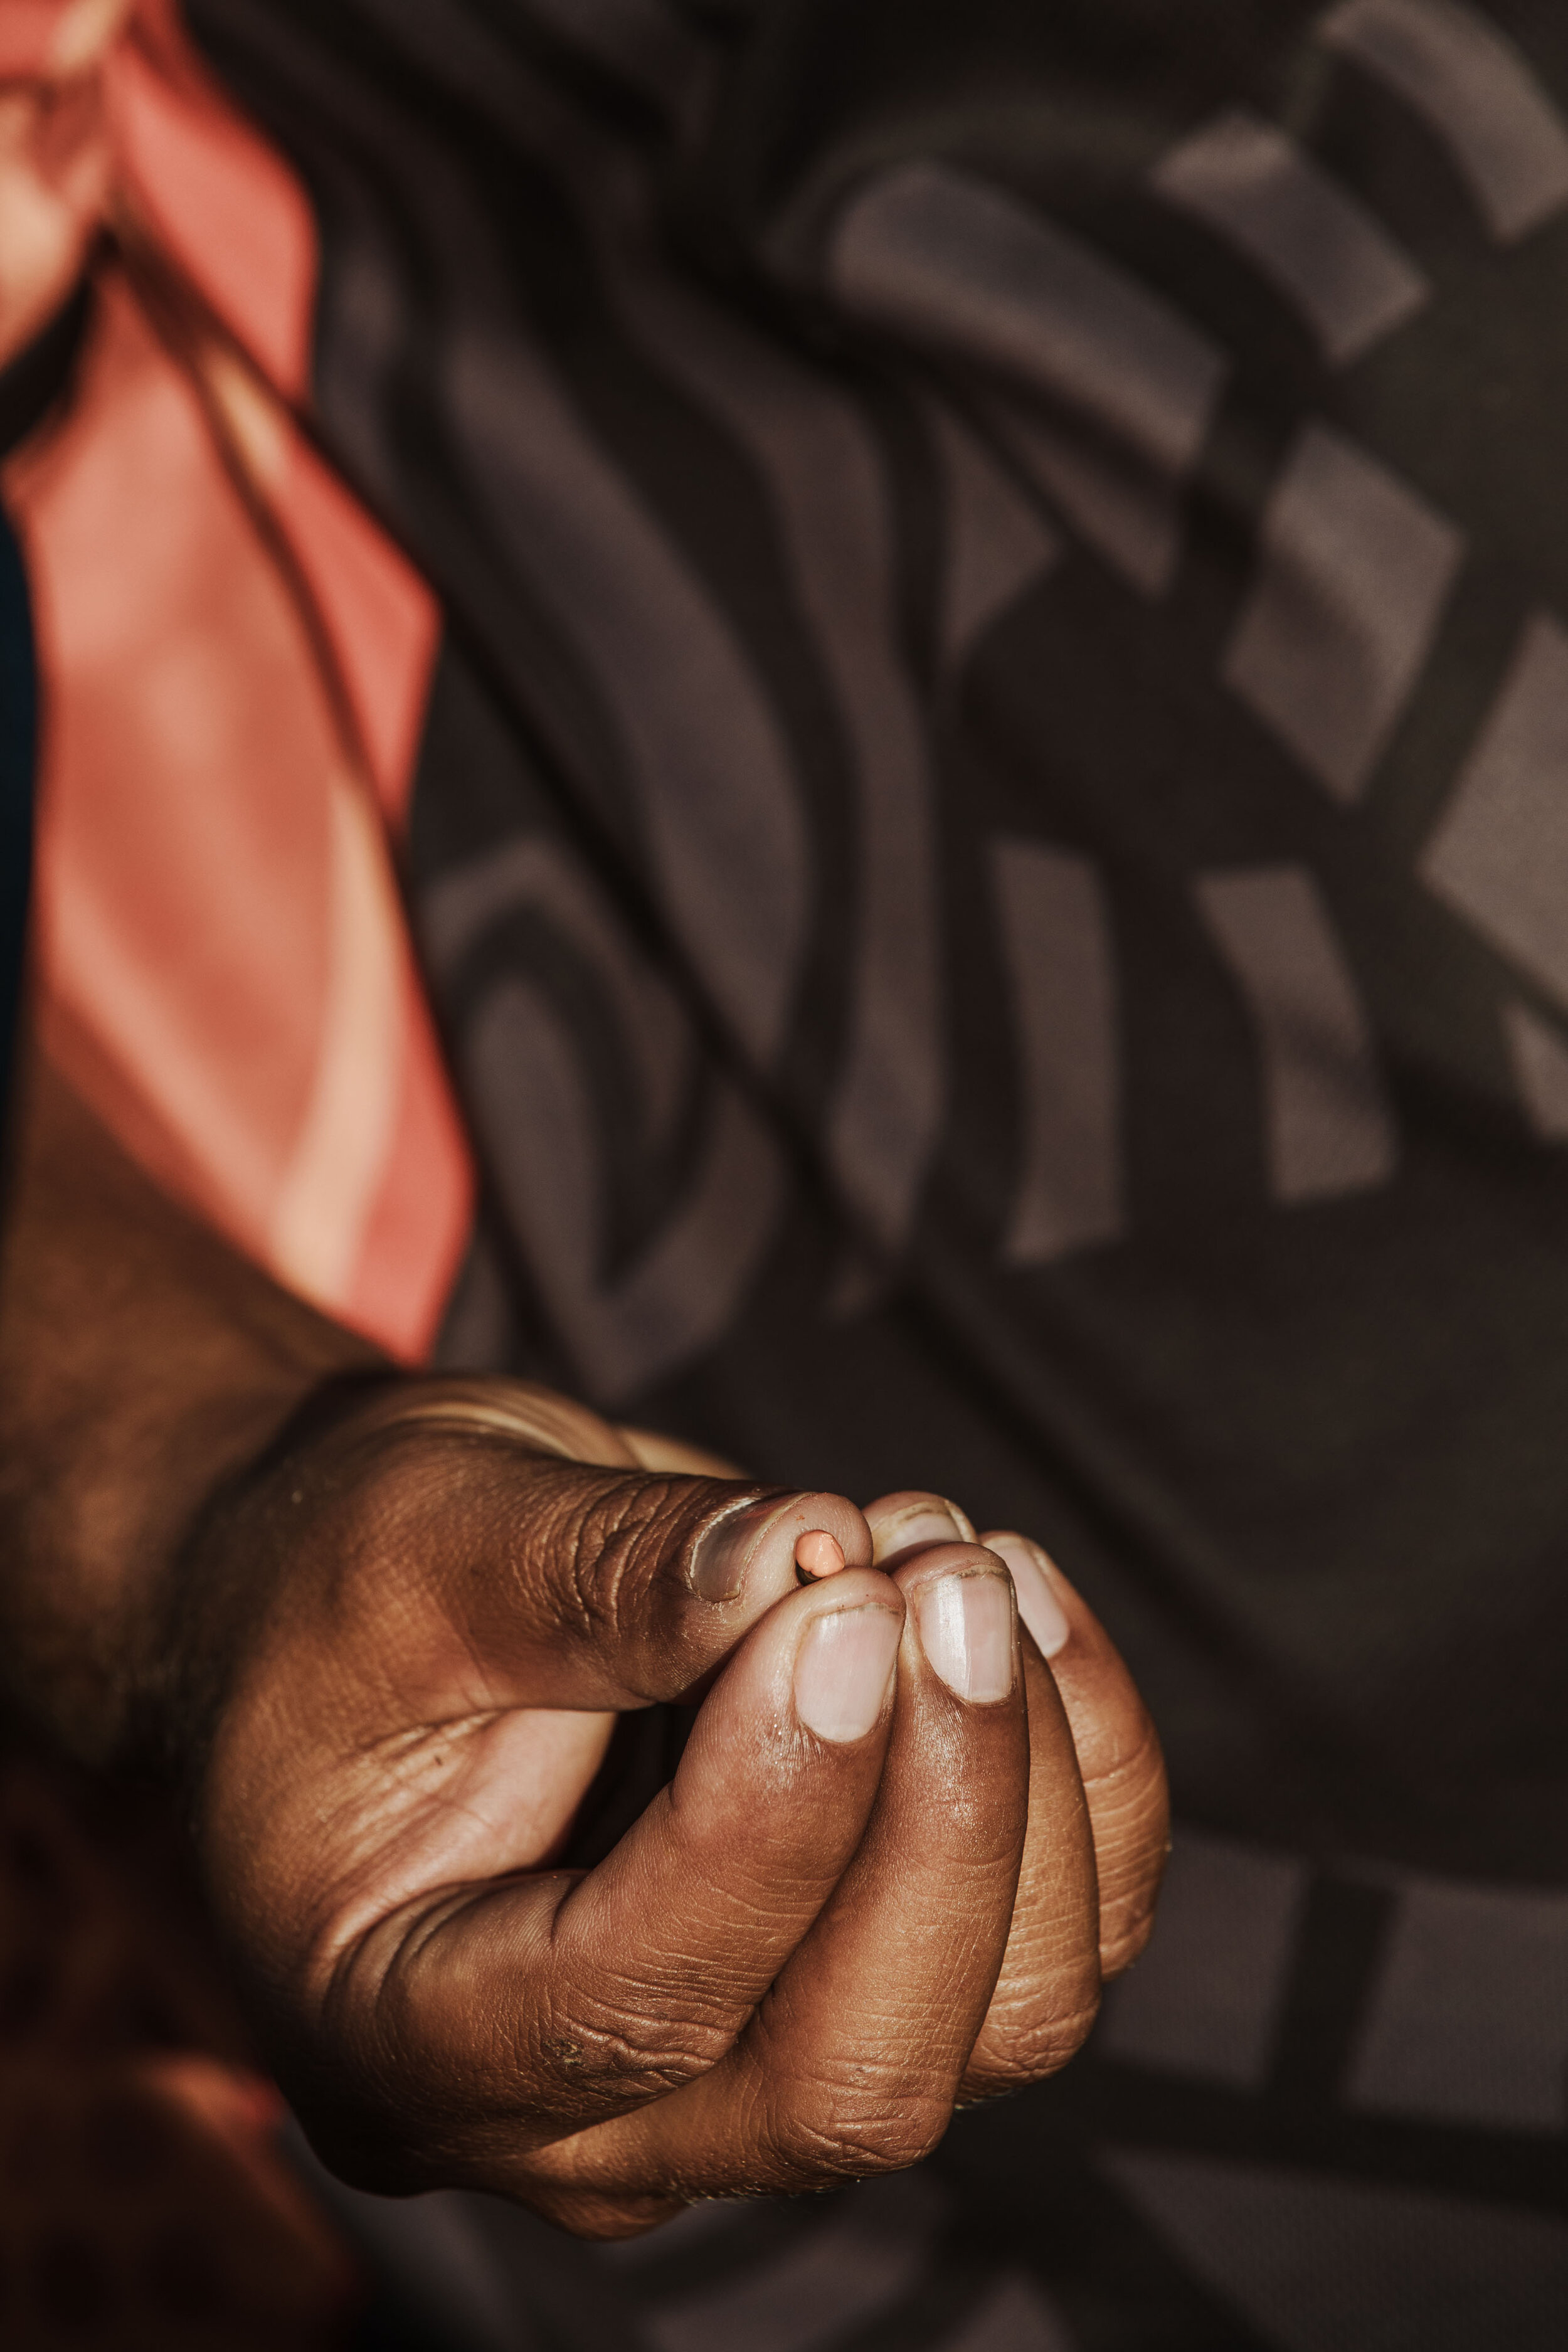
[0,1045,387,1764]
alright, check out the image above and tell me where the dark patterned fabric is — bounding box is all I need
[188,4,1568,2343]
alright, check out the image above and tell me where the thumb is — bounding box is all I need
[289,1379,874,1714]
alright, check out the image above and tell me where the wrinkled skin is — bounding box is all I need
[0,1049,1168,2237]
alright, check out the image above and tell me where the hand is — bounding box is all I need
[174,1389,1165,2237]
[1,1052,1165,2237]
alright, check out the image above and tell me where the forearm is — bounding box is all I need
[0,1036,384,1762]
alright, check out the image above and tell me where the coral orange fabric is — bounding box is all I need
[1,0,472,1359]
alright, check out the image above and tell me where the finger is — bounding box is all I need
[558,1542,1029,2205]
[265,1382,874,1717]
[866,1496,1125,2075]
[616,1426,749,1480]
[983,1534,1169,1978]
[385,1377,642,1468]
[864,1488,977,1564]
[957,1634,1100,2097]
[292,1569,906,2194]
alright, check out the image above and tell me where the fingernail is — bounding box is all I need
[688,1498,778,1601]
[872,1495,964,1555]
[795,1530,847,1584]
[914,1572,1015,1703]
[987,1536,1071,1659]
[793,1605,901,1742]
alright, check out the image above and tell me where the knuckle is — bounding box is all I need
[1082,1725,1170,1978]
[533,1473,655,1642]
[537,1986,732,2109]
[1082,1719,1168,1832]
[549,1471,743,1648]
[965,1998,1101,2097]
[765,2084,953,2184]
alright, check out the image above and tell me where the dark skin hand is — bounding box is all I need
[0,1044,1168,2237]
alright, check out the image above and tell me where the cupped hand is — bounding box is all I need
[176,1386,1163,2237]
